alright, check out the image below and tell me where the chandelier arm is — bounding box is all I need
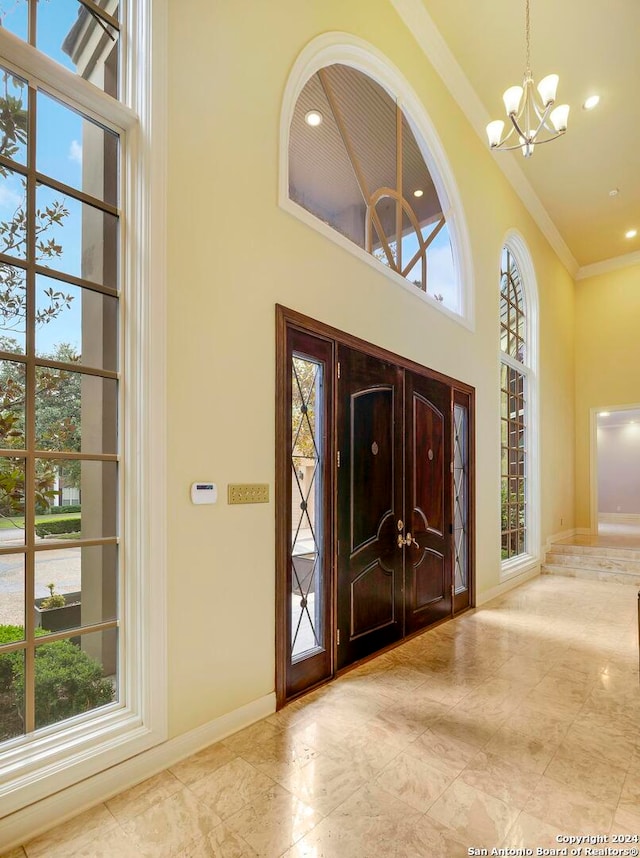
[508,113,528,141]
[527,130,566,146]
[528,102,554,142]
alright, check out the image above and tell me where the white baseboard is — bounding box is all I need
[1,692,276,853]
[476,564,540,606]
[598,512,640,524]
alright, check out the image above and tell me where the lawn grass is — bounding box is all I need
[0,513,82,531]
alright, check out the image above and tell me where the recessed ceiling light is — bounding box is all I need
[609,188,619,197]
[599,411,610,417]
[304,110,323,127]
[582,95,600,110]
[413,189,424,198]
[625,229,637,239]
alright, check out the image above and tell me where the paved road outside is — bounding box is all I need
[0,525,80,625]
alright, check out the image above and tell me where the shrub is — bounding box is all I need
[35,516,81,537]
[49,505,81,515]
[0,626,115,730]
[0,625,24,692]
[40,582,66,609]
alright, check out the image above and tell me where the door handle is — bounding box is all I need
[397,532,420,549]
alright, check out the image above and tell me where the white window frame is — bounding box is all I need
[0,0,167,819]
[499,230,540,581]
[279,32,475,331]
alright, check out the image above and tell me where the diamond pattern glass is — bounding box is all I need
[453,403,468,593]
[291,356,324,660]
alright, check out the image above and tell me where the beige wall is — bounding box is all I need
[575,263,640,528]
[165,0,576,738]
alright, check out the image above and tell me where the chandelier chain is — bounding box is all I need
[525,0,531,76]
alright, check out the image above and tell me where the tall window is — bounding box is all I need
[500,247,528,561]
[0,3,122,750]
[288,63,459,312]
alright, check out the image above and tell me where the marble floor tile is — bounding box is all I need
[524,775,614,832]
[170,742,238,787]
[408,726,479,777]
[279,752,368,816]
[544,742,627,807]
[484,723,559,774]
[619,770,640,817]
[427,779,520,848]
[122,788,221,858]
[459,750,541,808]
[176,824,258,858]
[24,805,119,858]
[187,757,276,820]
[375,750,455,811]
[106,769,185,824]
[10,575,640,858]
[501,811,566,849]
[224,785,320,857]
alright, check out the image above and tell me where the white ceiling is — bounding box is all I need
[397,0,640,271]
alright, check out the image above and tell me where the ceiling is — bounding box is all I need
[597,408,640,429]
[401,0,640,271]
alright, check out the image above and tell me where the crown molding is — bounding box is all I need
[576,249,640,281]
[389,0,579,278]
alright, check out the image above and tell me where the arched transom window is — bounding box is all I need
[288,63,457,310]
[500,248,529,561]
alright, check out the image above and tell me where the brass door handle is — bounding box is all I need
[397,532,420,549]
[406,532,420,548]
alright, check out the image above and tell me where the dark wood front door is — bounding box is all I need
[336,351,454,669]
[336,346,404,669]
[404,371,452,633]
[277,305,474,704]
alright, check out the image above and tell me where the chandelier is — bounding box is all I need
[486,0,570,158]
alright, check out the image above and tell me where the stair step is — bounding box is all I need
[545,552,640,574]
[551,543,640,561]
[542,563,640,585]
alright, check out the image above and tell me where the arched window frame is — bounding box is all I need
[499,231,539,580]
[279,32,474,330]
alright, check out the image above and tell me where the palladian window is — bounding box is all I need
[288,63,458,311]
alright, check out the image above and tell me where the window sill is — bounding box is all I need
[500,553,540,583]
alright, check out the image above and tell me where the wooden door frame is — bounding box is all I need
[276,305,476,708]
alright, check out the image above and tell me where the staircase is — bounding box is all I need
[543,540,640,585]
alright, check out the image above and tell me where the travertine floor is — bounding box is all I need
[6,574,640,857]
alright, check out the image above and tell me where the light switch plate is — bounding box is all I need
[228,483,269,504]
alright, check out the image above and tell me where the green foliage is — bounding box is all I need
[50,504,82,515]
[40,583,66,610]
[0,71,77,523]
[35,516,81,538]
[27,639,114,729]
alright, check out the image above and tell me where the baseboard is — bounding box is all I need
[476,563,540,606]
[1,692,276,853]
[598,512,640,525]
[542,527,578,554]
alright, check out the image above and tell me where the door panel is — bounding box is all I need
[337,347,403,669]
[405,372,452,634]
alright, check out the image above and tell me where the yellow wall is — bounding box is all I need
[165,0,576,737]
[574,263,640,528]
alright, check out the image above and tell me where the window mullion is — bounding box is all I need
[23,78,37,735]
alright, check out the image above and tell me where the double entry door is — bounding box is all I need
[336,346,454,669]
[277,309,473,706]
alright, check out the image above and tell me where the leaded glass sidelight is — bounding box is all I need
[291,355,324,660]
[453,402,468,593]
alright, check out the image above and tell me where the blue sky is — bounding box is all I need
[0,1,109,356]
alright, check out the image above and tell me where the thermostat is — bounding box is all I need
[190,482,217,505]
